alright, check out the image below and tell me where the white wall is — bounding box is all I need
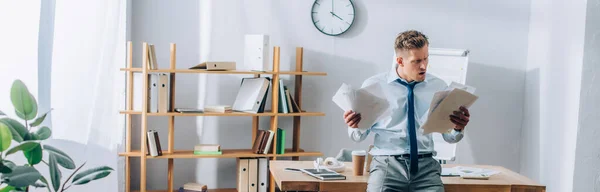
[129,0,532,190]
[572,0,600,191]
[520,0,587,191]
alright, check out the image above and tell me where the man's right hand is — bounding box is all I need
[344,110,361,128]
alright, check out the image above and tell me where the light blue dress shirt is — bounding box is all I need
[348,67,464,156]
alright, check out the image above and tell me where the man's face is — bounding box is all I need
[396,45,429,82]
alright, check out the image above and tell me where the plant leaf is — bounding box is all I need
[34,126,51,140]
[6,141,39,156]
[0,186,14,192]
[32,181,47,188]
[0,110,5,116]
[1,165,41,188]
[0,161,11,174]
[10,80,38,121]
[23,132,39,141]
[48,154,61,191]
[29,109,52,127]
[72,166,113,183]
[0,123,12,151]
[73,171,111,185]
[0,118,26,142]
[23,144,42,165]
[3,160,16,169]
[44,145,75,169]
[39,176,50,191]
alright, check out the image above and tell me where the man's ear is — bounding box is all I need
[396,56,403,67]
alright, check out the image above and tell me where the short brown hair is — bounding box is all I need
[394,30,429,52]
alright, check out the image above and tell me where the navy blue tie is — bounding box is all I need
[397,79,419,174]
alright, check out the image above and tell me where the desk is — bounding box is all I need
[269,161,545,192]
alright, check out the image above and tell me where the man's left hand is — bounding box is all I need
[450,106,470,131]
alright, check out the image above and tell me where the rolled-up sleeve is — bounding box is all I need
[442,129,464,143]
[347,127,370,142]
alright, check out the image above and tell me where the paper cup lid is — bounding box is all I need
[352,150,367,156]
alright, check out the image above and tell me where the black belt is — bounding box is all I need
[393,153,433,159]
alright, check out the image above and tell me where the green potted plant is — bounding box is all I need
[0,80,113,192]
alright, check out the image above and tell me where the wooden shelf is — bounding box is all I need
[120,68,326,76]
[278,71,327,76]
[120,149,321,159]
[134,189,236,192]
[120,68,276,75]
[120,111,325,117]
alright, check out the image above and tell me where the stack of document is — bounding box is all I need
[442,166,500,177]
[332,83,390,132]
[421,82,478,134]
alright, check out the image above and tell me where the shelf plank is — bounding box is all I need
[120,111,324,117]
[119,111,277,117]
[133,189,236,192]
[120,68,326,76]
[277,112,325,117]
[119,149,321,159]
[121,68,275,75]
[278,71,327,76]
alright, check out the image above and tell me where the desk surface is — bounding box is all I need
[270,160,545,192]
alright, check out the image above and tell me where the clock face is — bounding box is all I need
[311,0,355,36]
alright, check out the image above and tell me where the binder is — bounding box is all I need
[158,73,169,113]
[232,77,270,113]
[277,128,285,154]
[149,74,159,113]
[257,158,269,192]
[237,158,249,192]
[248,158,258,192]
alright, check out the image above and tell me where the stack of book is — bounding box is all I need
[251,128,285,155]
[194,144,222,155]
[178,182,207,192]
[204,105,232,113]
[146,130,162,157]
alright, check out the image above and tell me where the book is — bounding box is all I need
[285,89,294,113]
[204,105,231,113]
[252,130,266,154]
[183,183,208,191]
[194,144,220,152]
[147,130,158,157]
[262,130,274,154]
[277,128,285,154]
[193,151,222,155]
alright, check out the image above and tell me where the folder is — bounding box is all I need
[149,74,159,113]
[237,158,249,192]
[248,159,258,192]
[232,77,270,113]
[158,73,169,113]
[257,158,269,192]
[189,61,236,71]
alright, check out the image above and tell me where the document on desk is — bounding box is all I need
[332,83,389,133]
[422,82,478,134]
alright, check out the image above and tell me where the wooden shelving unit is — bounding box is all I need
[120,41,326,192]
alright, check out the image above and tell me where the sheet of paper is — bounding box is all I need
[442,166,500,177]
[422,82,478,134]
[332,83,389,133]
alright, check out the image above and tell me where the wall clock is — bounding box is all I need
[311,0,355,36]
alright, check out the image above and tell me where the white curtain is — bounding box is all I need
[0,1,41,116]
[50,0,126,191]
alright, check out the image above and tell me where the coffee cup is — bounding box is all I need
[352,150,367,176]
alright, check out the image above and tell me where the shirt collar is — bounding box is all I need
[387,65,429,84]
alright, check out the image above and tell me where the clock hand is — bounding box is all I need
[330,12,344,21]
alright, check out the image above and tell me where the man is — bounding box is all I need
[344,30,471,192]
